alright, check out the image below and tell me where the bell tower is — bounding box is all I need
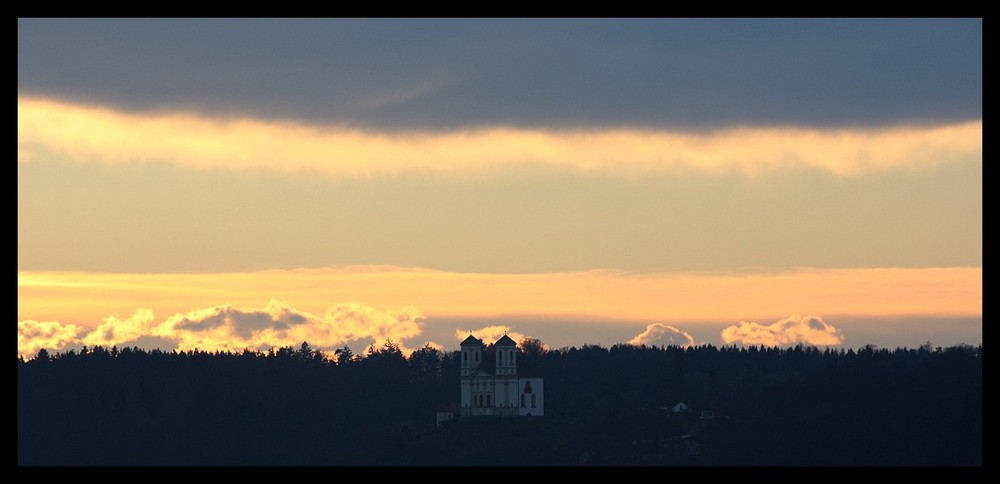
[457,332,542,418]
[494,333,517,377]
[459,334,483,416]
[493,334,518,416]
[460,334,483,376]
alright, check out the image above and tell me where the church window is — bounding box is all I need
[486,394,491,406]
[510,350,514,362]
[521,394,525,407]
[463,352,467,363]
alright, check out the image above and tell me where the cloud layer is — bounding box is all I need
[19,266,982,333]
[17,300,426,358]
[18,97,981,178]
[721,314,844,347]
[18,19,981,129]
[628,323,696,348]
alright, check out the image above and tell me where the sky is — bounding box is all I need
[17,18,982,358]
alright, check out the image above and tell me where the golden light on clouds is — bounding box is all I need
[19,266,981,334]
[721,314,844,347]
[17,320,82,357]
[16,300,428,358]
[18,96,981,177]
[628,323,697,348]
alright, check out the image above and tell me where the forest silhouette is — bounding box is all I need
[18,340,981,465]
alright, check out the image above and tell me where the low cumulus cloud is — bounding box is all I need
[721,314,844,347]
[18,300,427,358]
[17,320,82,357]
[324,303,425,348]
[157,300,428,355]
[82,308,155,347]
[628,323,696,348]
[153,300,323,352]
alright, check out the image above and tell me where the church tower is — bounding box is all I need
[460,334,483,376]
[493,334,518,416]
[494,334,517,377]
[459,335,482,416]
[457,332,543,418]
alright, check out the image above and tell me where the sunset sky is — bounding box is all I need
[17,19,981,358]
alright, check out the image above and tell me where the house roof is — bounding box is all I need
[495,334,517,347]
[460,334,483,347]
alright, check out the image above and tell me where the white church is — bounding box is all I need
[460,334,544,417]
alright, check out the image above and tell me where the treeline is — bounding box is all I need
[18,341,981,465]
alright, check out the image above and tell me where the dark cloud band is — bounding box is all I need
[18,18,981,130]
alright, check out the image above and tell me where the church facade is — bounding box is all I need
[459,334,544,417]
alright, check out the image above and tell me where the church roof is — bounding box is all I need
[466,367,493,377]
[495,334,517,347]
[460,334,483,346]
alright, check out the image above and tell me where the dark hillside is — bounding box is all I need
[18,342,981,465]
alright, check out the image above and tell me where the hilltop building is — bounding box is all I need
[459,334,544,417]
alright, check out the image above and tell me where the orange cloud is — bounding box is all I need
[721,314,844,347]
[17,299,426,358]
[155,300,425,354]
[18,320,82,358]
[18,96,981,178]
[82,308,155,347]
[18,266,981,333]
[628,323,696,348]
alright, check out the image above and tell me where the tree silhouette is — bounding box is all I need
[334,345,355,365]
[16,341,981,465]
